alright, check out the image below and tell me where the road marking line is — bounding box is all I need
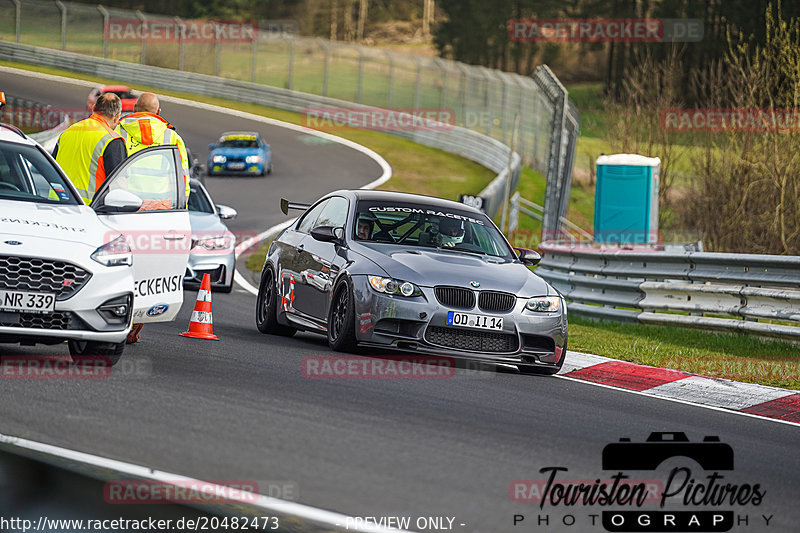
[0,432,413,533]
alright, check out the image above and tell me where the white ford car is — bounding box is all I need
[0,122,191,365]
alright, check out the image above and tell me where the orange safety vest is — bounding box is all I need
[55,114,122,204]
[116,112,190,200]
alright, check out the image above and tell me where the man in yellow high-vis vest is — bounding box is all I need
[116,92,191,205]
[54,94,126,204]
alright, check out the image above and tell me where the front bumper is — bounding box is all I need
[0,260,133,345]
[183,249,235,289]
[208,162,264,175]
[350,276,567,367]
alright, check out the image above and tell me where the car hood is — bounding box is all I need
[209,147,263,158]
[0,200,109,248]
[189,211,230,234]
[353,244,552,297]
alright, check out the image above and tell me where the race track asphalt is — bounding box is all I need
[2,69,799,533]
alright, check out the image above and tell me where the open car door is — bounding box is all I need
[91,145,190,323]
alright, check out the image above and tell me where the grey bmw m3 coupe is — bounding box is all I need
[256,190,567,374]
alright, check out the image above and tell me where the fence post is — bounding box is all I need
[97,5,109,59]
[172,17,184,71]
[11,0,20,43]
[320,39,331,96]
[55,0,66,50]
[457,63,468,128]
[215,32,221,76]
[434,57,447,111]
[135,10,146,64]
[384,50,394,108]
[250,26,258,82]
[509,192,520,233]
[356,45,364,103]
[413,55,422,109]
[287,37,295,90]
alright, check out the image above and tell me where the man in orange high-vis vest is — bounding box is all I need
[54,94,126,204]
[117,92,191,204]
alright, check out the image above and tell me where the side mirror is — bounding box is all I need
[208,143,215,150]
[94,189,143,213]
[310,225,342,244]
[515,247,541,266]
[217,204,238,220]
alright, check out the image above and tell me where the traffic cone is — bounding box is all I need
[180,274,220,340]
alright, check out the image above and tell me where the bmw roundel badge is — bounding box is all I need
[470,281,480,288]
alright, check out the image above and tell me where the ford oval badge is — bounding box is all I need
[4,240,22,246]
[146,303,169,317]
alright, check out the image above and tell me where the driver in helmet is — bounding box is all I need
[437,217,465,248]
[356,212,376,240]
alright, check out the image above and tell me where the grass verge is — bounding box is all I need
[570,315,800,389]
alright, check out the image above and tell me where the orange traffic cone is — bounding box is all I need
[180,274,220,340]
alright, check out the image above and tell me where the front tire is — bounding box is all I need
[256,267,296,336]
[68,340,124,366]
[327,279,358,352]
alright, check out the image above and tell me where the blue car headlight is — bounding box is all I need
[368,276,421,297]
[212,155,226,163]
[245,155,262,164]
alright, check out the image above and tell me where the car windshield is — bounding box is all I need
[187,184,214,214]
[0,140,79,205]
[354,200,514,258]
[218,136,259,149]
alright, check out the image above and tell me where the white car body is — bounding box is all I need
[0,124,190,351]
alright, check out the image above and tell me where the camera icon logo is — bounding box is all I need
[602,432,734,471]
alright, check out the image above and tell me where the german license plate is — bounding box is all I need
[447,311,503,330]
[228,162,245,169]
[0,290,56,313]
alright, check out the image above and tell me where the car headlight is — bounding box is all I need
[194,235,234,250]
[368,276,421,297]
[211,155,226,163]
[245,155,262,164]
[91,235,132,267]
[525,296,562,313]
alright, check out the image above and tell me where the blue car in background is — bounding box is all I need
[208,131,272,176]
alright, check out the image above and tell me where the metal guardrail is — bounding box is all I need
[536,242,800,339]
[0,40,534,217]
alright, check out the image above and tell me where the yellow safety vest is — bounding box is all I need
[55,114,122,204]
[116,112,190,200]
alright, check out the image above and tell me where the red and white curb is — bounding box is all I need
[558,351,800,425]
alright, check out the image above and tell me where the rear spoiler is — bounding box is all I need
[280,198,311,215]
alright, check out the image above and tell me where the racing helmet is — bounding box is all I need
[356,211,377,239]
[438,217,465,246]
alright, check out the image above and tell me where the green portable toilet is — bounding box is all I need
[594,154,660,244]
